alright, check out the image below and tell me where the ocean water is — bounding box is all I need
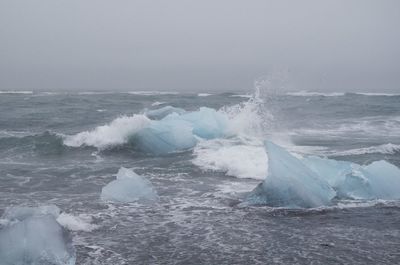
[0,90,399,264]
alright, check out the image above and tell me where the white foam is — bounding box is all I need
[127,91,179,95]
[56,213,98,232]
[334,143,400,156]
[353,92,400,96]
[286,91,345,97]
[151,101,166,106]
[64,115,151,149]
[197,93,212,97]
[220,97,269,137]
[193,138,268,180]
[0,90,33,94]
[229,94,253,98]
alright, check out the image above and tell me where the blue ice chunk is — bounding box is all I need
[179,107,228,139]
[145,106,186,120]
[133,118,197,154]
[302,156,353,187]
[344,160,400,200]
[246,141,336,208]
[0,207,76,265]
[303,157,400,200]
[101,167,158,203]
[362,160,400,199]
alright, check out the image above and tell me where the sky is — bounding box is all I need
[0,0,399,92]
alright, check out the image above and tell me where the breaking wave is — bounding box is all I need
[192,138,267,180]
[286,91,345,97]
[333,143,400,156]
[64,115,151,149]
[286,91,400,97]
[63,88,269,156]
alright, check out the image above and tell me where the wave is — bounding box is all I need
[192,138,267,180]
[63,89,269,154]
[351,92,400,96]
[333,143,400,156]
[64,115,151,149]
[151,101,167,106]
[292,116,400,138]
[0,131,66,155]
[127,91,179,96]
[286,91,400,97]
[0,90,33,94]
[286,91,345,97]
[197,93,212,97]
[229,94,253,98]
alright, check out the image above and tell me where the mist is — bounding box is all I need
[1,0,399,92]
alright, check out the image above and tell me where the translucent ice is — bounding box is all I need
[179,107,228,139]
[361,160,400,199]
[246,141,336,208]
[101,167,158,203]
[302,157,400,200]
[145,106,186,120]
[0,207,76,265]
[133,118,197,154]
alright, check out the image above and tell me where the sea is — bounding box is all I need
[0,89,399,264]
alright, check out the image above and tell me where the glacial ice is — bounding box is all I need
[133,118,197,154]
[247,141,336,208]
[101,167,158,203]
[134,107,228,154]
[302,157,400,200]
[361,160,400,199]
[179,107,228,139]
[0,206,76,265]
[145,106,185,120]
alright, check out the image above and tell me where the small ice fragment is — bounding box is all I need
[101,167,158,203]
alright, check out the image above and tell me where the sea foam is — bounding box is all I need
[64,115,151,149]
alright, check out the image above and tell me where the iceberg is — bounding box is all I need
[133,118,197,154]
[0,206,76,265]
[361,160,400,199]
[101,167,158,203]
[179,107,228,139]
[246,141,336,208]
[145,106,185,120]
[302,157,400,200]
[134,107,228,154]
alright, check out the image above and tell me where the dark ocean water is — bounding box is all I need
[0,90,399,264]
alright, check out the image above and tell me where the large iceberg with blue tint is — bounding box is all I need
[101,167,158,203]
[246,141,336,208]
[246,141,400,208]
[133,107,228,154]
[0,206,76,265]
[132,118,197,154]
[179,107,228,139]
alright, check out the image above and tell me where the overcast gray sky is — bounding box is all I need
[1,0,399,92]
